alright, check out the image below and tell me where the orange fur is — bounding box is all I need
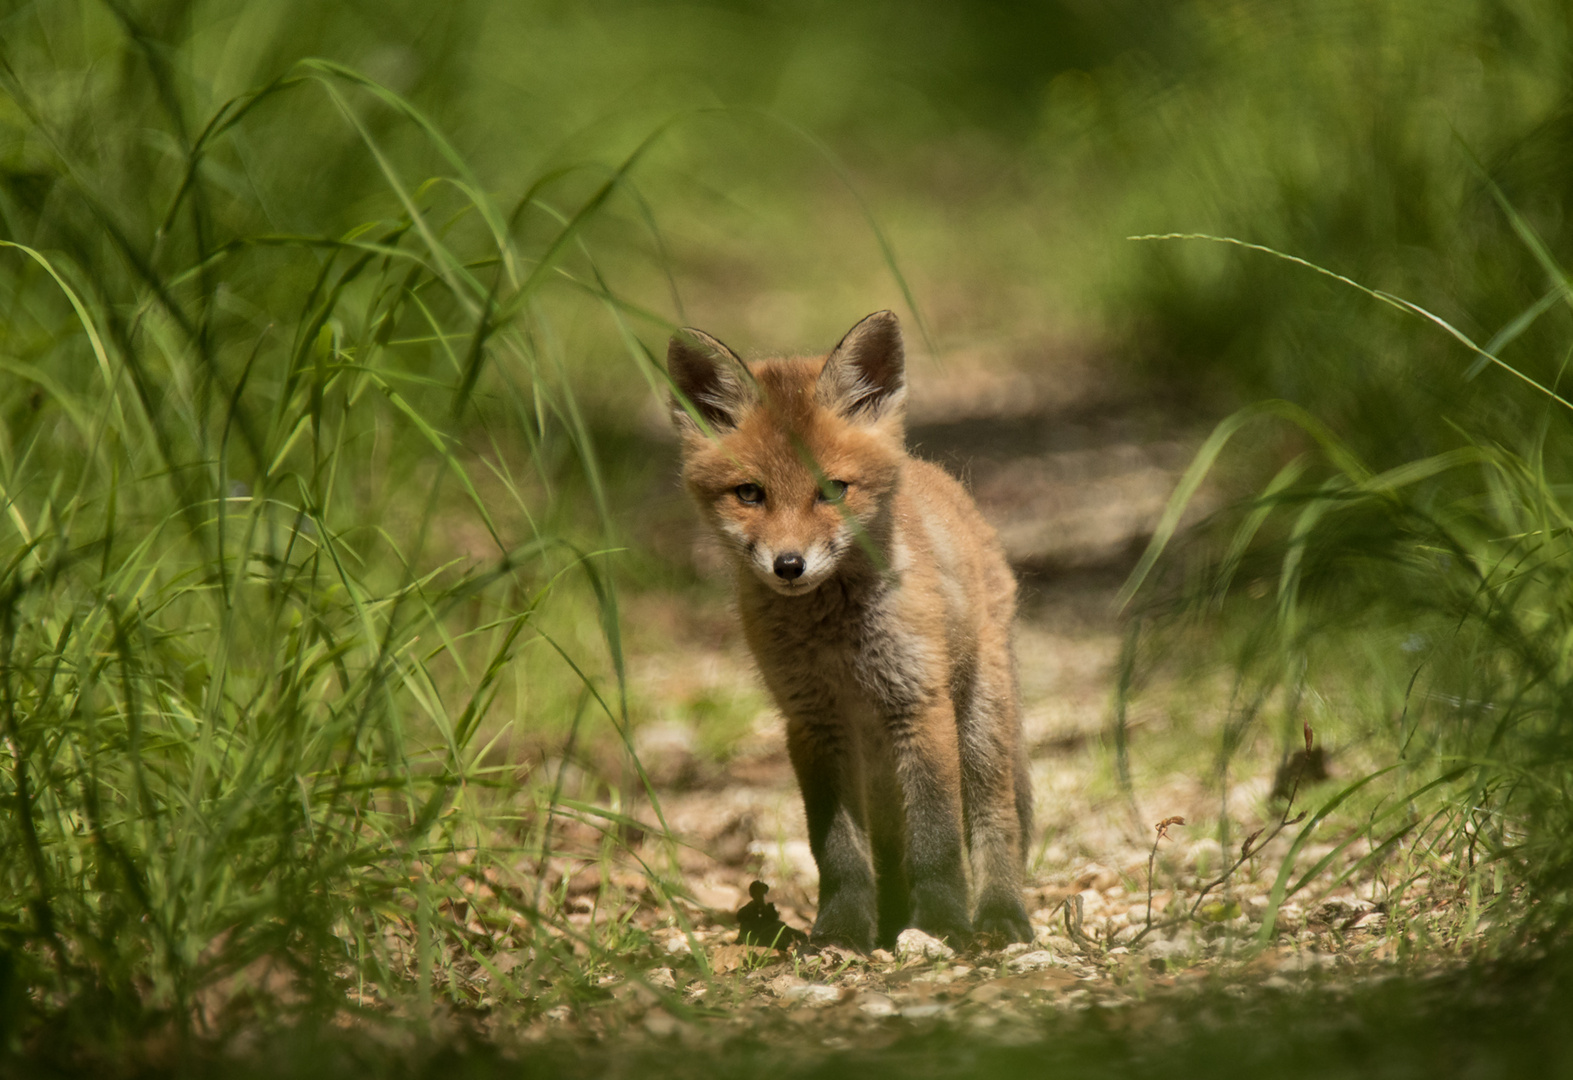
[669,311,1032,948]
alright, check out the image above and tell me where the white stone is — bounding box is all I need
[1006,949,1063,973]
[767,973,805,997]
[895,928,956,961]
[781,983,841,1006]
[858,992,898,1017]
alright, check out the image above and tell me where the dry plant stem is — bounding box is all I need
[1146,844,1158,938]
[1061,893,1099,953]
[1145,816,1186,939]
[1178,811,1304,925]
[1131,730,1314,947]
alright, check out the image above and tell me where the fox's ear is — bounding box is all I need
[816,310,906,422]
[668,328,755,433]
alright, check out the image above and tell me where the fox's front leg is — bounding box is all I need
[787,719,877,951]
[892,701,972,944]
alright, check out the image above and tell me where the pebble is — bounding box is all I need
[895,928,955,961]
[781,983,842,1007]
[858,992,898,1017]
[1005,950,1063,973]
[661,934,692,956]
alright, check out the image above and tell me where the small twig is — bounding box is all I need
[1183,811,1306,921]
[1061,893,1099,954]
[1130,725,1317,947]
[1145,816,1186,938]
[1189,725,1317,919]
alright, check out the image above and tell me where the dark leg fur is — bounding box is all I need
[894,713,973,944]
[1014,750,1034,852]
[872,830,911,948]
[868,766,912,947]
[791,732,878,951]
[961,719,1034,944]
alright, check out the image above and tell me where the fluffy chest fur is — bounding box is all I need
[737,549,936,730]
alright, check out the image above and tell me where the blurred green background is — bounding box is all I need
[7,0,1573,1065]
[12,0,1573,455]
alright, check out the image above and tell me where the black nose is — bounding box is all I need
[773,553,806,580]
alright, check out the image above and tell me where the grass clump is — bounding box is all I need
[1121,220,1573,952]
[0,6,696,1055]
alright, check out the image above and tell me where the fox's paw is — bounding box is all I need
[810,896,876,953]
[910,885,973,946]
[974,894,1033,945]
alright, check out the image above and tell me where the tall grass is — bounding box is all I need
[1122,221,1573,946]
[0,6,696,1050]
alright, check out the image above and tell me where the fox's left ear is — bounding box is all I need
[816,310,906,422]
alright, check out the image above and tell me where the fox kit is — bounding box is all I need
[668,310,1034,949]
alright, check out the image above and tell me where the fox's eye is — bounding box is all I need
[819,480,849,503]
[735,483,765,505]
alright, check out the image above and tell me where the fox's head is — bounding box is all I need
[668,310,907,596]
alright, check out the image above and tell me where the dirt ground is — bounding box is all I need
[487,349,1480,1044]
[548,588,1428,1045]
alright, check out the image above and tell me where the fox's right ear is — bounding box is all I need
[667,328,754,433]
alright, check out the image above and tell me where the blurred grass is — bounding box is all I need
[29,948,1573,1079]
[6,0,1573,1068]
